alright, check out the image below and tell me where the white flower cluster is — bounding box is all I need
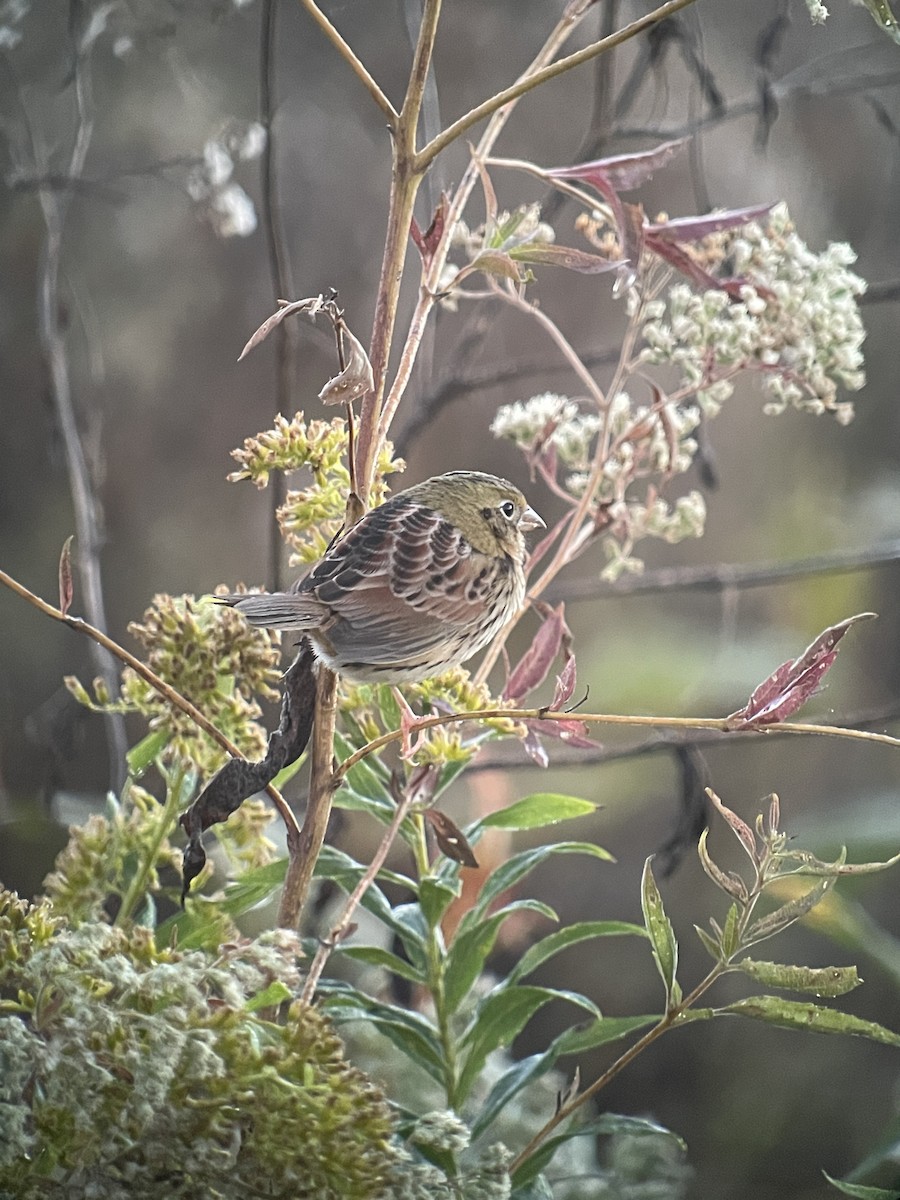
[640,203,866,423]
[491,392,601,469]
[805,0,828,22]
[602,490,707,580]
[187,121,267,238]
[600,390,700,496]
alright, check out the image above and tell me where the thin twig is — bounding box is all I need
[333,707,900,782]
[0,565,299,836]
[300,783,415,1002]
[260,0,300,591]
[297,0,398,125]
[27,19,128,786]
[280,668,339,927]
[416,0,703,170]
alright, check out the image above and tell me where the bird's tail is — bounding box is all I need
[215,591,324,631]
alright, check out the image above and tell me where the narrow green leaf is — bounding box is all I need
[507,920,647,986]
[480,793,598,831]
[511,1112,684,1189]
[270,754,307,792]
[641,857,680,1007]
[470,1050,559,1141]
[722,903,741,958]
[126,729,170,777]
[418,876,460,929]
[322,990,446,1081]
[736,959,861,997]
[746,875,838,944]
[444,899,557,1013]
[333,732,394,808]
[857,0,900,44]
[244,980,292,1012]
[694,924,723,963]
[339,944,425,986]
[464,842,613,931]
[823,1171,900,1198]
[553,1013,659,1056]
[457,985,597,1103]
[722,995,900,1046]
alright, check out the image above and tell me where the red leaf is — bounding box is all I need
[503,603,567,703]
[646,203,775,244]
[726,613,877,730]
[411,194,448,268]
[547,138,688,195]
[707,788,757,862]
[58,535,75,617]
[527,716,599,750]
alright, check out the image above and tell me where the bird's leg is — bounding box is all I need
[392,687,429,760]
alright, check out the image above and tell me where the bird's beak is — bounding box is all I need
[519,505,546,532]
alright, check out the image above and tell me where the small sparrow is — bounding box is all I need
[220,471,544,684]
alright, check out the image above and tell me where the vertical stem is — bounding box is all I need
[260,0,299,591]
[278,666,338,927]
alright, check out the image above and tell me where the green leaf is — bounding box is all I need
[722,903,741,958]
[470,1050,559,1140]
[736,960,861,997]
[721,995,900,1046]
[339,944,425,986]
[694,924,723,963]
[418,875,460,929]
[512,1113,684,1189]
[269,754,307,792]
[457,985,598,1103]
[553,1013,660,1056]
[507,920,647,986]
[464,841,613,931]
[480,793,599,831]
[244,980,292,1012]
[333,732,394,810]
[746,875,839,944]
[444,899,557,1013]
[641,857,681,1007]
[823,1172,900,1198]
[857,0,900,44]
[126,729,170,777]
[322,989,446,1082]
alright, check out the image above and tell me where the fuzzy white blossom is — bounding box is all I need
[640,203,866,420]
[491,392,599,467]
[805,0,828,22]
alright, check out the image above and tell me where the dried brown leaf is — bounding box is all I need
[58,535,75,617]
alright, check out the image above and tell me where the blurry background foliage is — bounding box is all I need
[1,1,900,1198]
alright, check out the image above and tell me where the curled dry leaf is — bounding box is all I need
[410,193,448,268]
[318,323,374,406]
[237,294,330,362]
[58,535,75,617]
[423,808,479,868]
[725,612,877,730]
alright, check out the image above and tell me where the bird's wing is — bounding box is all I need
[305,498,506,662]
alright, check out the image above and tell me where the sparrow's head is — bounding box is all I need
[408,471,545,561]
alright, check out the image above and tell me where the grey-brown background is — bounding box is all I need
[1,2,899,1197]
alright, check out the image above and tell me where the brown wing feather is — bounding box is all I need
[303,497,505,666]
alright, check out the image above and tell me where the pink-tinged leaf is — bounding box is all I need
[646,203,775,244]
[58,535,75,617]
[707,788,758,863]
[525,513,569,575]
[528,717,599,750]
[551,654,577,710]
[504,604,567,703]
[644,234,730,293]
[726,612,877,730]
[237,294,328,361]
[507,242,624,275]
[617,201,646,284]
[318,323,374,406]
[547,138,688,194]
[410,194,448,268]
[475,155,499,228]
[521,725,550,768]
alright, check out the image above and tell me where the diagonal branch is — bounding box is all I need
[297,0,399,125]
[416,0,703,169]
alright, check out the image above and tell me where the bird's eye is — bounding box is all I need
[498,500,517,519]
